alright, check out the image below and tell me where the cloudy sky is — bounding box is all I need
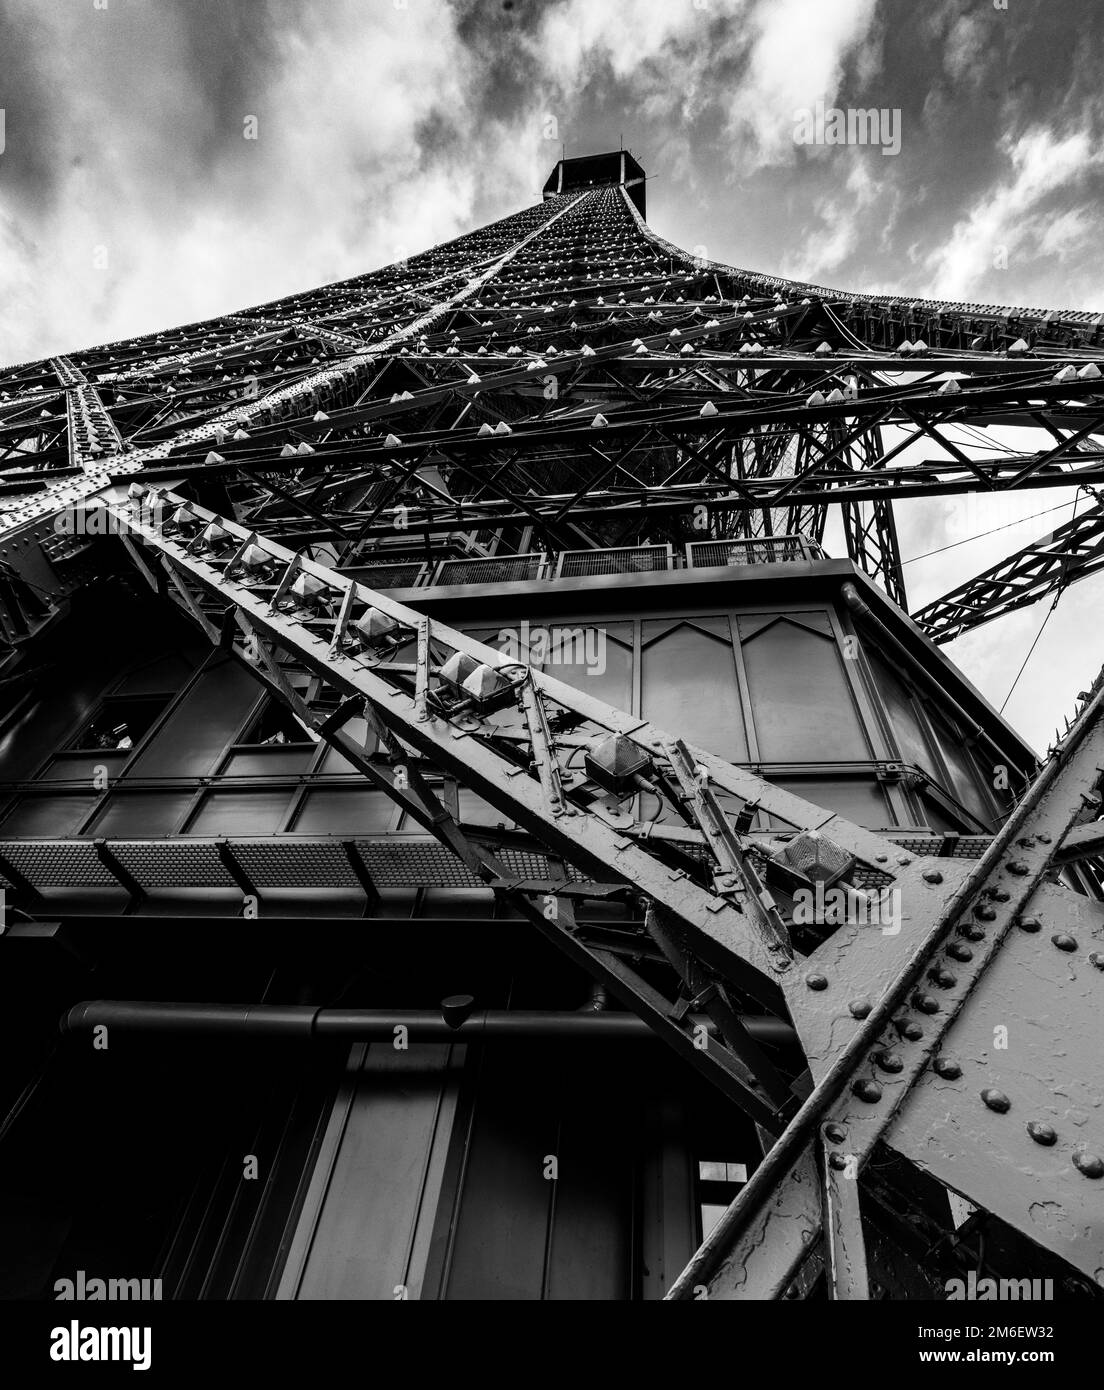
[1,0,1103,752]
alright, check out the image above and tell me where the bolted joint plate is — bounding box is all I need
[781,859,976,1074]
[699,1146,822,1300]
[886,880,1104,1285]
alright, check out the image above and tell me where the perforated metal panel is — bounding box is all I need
[556,545,672,577]
[351,562,429,590]
[356,838,485,887]
[433,555,547,586]
[889,835,990,860]
[111,840,235,888]
[0,841,116,887]
[495,846,584,882]
[0,827,991,897]
[233,838,360,888]
[685,537,821,568]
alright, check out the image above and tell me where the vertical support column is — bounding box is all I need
[275,1041,466,1300]
[823,1153,870,1300]
[640,1095,697,1299]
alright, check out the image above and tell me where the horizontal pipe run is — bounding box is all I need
[62,1001,796,1046]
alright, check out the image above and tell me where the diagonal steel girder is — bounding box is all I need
[665,659,1104,1298]
[103,482,1104,1298]
[913,497,1104,643]
[104,484,947,1093]
[7,178,1104,616]
[2,169,1104,1301]
[135,451,1104,547]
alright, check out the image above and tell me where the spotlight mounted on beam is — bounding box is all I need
[766,830,855,893]
[434,651,524,716]
[584,733,653,798]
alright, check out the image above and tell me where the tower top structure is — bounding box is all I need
[542,148,646,216]
[1,126,1104,1306]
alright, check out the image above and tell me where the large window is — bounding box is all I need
[642,617,748,761]
[0,596,1018,845]
[739,614,869,762]
[69,695,171,752]
[867,650,997,829]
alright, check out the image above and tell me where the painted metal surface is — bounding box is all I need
[888,880,1104,1283]
[2,151,1103,1301]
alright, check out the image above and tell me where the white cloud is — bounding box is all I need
[724,0,880,171]
[531,0,733,89]
[920,125,1104,301]
[943,12,988,85]
[1035,204,1095,258]
[777,157,883,279]
[0,0,541,364]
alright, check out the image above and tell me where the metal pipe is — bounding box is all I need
[61,1000,795,1045]
[576,980,609,1013]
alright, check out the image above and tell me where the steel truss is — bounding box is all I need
[2,183,1104,631]
[103,482,1104,1297]
[2,171,1104,1298]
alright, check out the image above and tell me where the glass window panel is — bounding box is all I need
[239,698,312,747]
[740,618,868,761]
[920,793,966,835]
[89,792,195,837]
[773,778,892,830]
[40,752,128,783]
[980,749,1018,815]
[642,619,747,761]
[292,789,396,834]
[463,627,516,653]
[698,1161,727,1183]
[186,790,291,836]
[0,795,97,836]
[739,611,833,640]
[700,1204,728,1241]
[318,718,377,771]
[925,715,993,825]
[221,750,314,777]
[457,788,516,829]
[867,652,938,780]
[114,652,198,695]
[542,623,633,711]
[70,695,169,751]
[129,662,260,778]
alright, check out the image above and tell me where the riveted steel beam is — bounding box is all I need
[667,659,1104,1297]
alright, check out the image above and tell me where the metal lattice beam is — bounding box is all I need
[104,481,1104,1296]
[914,498,1104,643]
[3,167,1104,1300]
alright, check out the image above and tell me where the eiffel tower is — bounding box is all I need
[0,149,1101,1302]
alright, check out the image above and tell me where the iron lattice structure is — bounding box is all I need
[1,152,1103,1299]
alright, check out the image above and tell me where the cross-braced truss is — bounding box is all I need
[4,183,1104,630]
[2,172,1104,1298]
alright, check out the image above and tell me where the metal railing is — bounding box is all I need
[555,544,673,578]
[432,554,550,586]
[345,537,822,589]
[685,536,824,568]
[349,560,431,590]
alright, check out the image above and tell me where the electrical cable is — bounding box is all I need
[901,498,1079,566]
[999,589,1063,714]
